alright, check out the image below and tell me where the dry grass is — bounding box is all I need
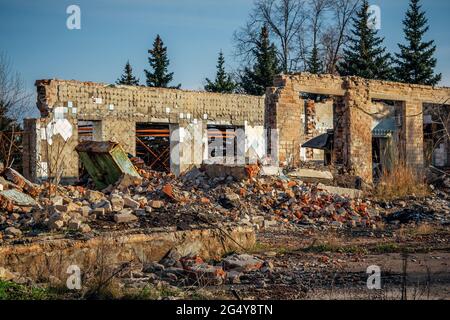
[374,162,430,200]
[414,223,436,236]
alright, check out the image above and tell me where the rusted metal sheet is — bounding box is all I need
[135,124,170,172]
[75,141,141,190]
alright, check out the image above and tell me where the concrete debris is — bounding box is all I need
[137,251,266,287]
[114,211,138,224]
[0,189,38,207]
[223,254,264,272]
[289,168,333,181]
[4,227,22,237]
[1,168,40,197]
[0,267,17,281]
[316,184,363,199]
[260,165,282,176]
[202,164,258,181]
[0,160,449,242]
[123,196,140,209]
[114,173,143,192]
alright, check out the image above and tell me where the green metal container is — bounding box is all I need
[75,141,141,190]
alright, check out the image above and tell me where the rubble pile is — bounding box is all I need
[1,161,449,241]
[124,251,269,289]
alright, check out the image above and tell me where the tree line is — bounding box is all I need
[117,0,441,95]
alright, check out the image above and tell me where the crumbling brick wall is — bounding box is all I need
[266,73,450,183]
[25,80,265,182]
[264,77,304,166]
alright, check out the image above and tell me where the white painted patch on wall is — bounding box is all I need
[244,124,265,161]
[46,119,73,145]
[54,107,65,120]
[93,97,103,104]
[179,127,185,143]
[300,147,307,161]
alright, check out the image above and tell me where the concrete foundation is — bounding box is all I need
[0,224,255,281]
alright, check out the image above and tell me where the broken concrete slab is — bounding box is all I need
[0,189,38,207]
[86,190,104,203]
[110,194,124,211]
[4,227,23,237]
[202,164,254,180]
[223,254,264,272]
[260,165,282,176]
[114,173,143,192]
[317,184,363,199]
[123,196,140,209]
[0,267,16,281]
[289,168,333,180]
[114,211,138,223]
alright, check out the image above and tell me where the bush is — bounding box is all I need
[0,280,54,300]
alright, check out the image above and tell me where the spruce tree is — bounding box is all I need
[337,0,393,80]
[307,43,323,74]
[145,35,179,88]
[116,60,139,86]
[240,26,281,96]
[394,0,441,86]
[205,51,237,93]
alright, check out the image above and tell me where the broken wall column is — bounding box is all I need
[265,76,304,166]
[345,78,373,183]
[169,122,202,176]
[332,96,348,165]
[39,117,79,184]
[244,123,265,164]
[184,120,204,169]
[404,100,424,168]
[23,115,80,183]
[22,119,40,181]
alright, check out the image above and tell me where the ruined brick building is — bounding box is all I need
[266,74,450,182]
[22,73,450,184]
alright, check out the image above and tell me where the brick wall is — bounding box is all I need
[35,80,264,126]
[266,73,450,183]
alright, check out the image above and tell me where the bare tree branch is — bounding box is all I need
[234,0,308,73]
[324,0,361,74]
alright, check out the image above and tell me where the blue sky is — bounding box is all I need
[0,0,449,107]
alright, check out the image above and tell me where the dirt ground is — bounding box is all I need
[200,224,450,300]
